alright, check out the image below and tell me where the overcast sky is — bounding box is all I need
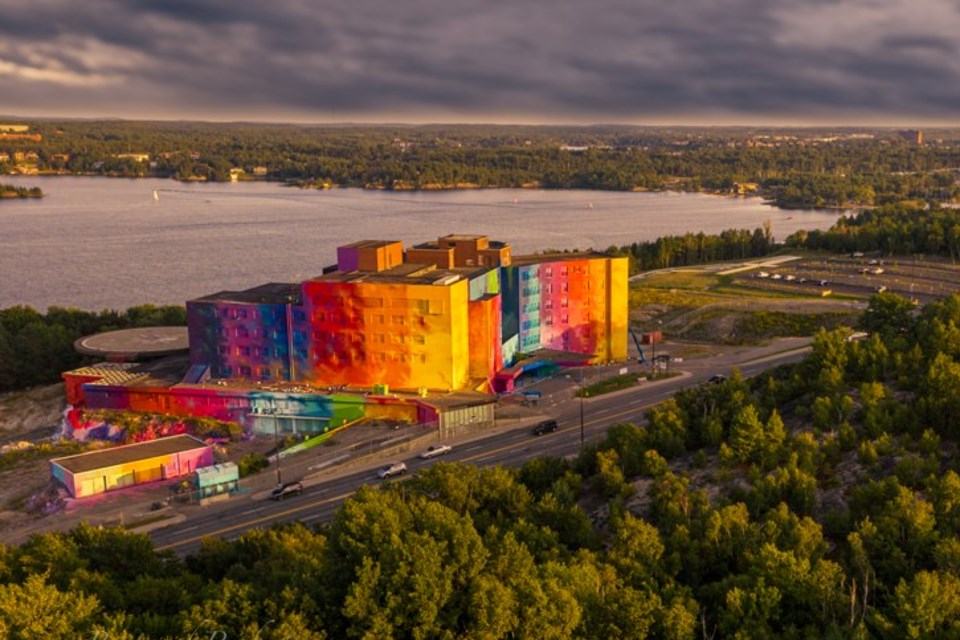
[1,0,958,125]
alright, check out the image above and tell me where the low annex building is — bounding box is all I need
[50,435,214,498]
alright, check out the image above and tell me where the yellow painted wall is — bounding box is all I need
[69,451,203,498]
[607,257,629,360]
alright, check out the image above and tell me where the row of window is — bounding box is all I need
[218,345,284,358]
[309,296,445,315]
[217,307,286,321]
[220,327,284,340]
[218,366,283,379]
[293,351,429,365]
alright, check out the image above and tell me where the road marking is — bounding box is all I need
[155,491,354,551]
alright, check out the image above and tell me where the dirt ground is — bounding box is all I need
[0,383,67,442]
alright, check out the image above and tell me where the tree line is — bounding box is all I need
[3,121,960,207]
[788,201,960,259]
[4,292,960,638]
[610,220,775,272]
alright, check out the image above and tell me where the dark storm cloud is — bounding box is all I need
[1,0,958,122]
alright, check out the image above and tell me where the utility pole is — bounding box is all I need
[272,408,282,486]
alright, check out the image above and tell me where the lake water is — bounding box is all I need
[0,177,842,311]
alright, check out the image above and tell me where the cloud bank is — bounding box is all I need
[1,0,958,123]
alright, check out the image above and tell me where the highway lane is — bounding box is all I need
[152,345,810,555]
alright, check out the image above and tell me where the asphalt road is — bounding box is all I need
[151,343,810,556]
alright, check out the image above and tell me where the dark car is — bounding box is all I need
[708,374,728,385]
[532,419,559,436]
[270,481,304,500]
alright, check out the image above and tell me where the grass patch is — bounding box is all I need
[577,371,679,398]
[0,441,86,473]
[640,271,721,290]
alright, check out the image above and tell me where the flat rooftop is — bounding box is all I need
[51,435,210,474]
[310,263,493,286]
[74,327,189,359]
[190,282,301,305]
[340,239,401,249]
[510,251,611,266]
[68,355,192,389]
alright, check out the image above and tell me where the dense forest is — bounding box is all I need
[3,292,960,638]
[2,121,959,208]
[0,305,186,393]
[789,202,960,259]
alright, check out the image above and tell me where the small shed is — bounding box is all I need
[194,462,239,498]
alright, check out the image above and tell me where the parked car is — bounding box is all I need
[708,374,728,384]
[532,419,559,436]
[419,444,453,459]
[270,481,304,500]
[378,462,408,479]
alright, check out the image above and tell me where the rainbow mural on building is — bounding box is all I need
[63,234,627,435]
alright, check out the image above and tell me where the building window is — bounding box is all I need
[414,335,425,345]
[241,346,251,356]
[218,345,228,354]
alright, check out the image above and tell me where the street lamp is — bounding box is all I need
[579,367,585,447]
[271,407,283,486]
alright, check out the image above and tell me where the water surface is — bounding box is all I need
[0,177,842,310]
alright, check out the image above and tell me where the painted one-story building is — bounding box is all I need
[50,434,214,498]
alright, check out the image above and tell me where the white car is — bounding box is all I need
[378,462,408,479]
[419,444,453,459]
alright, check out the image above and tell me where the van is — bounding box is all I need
[532,419,559,436]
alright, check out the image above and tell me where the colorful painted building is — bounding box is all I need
[64,234,626,433]
[50,435,214,498]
